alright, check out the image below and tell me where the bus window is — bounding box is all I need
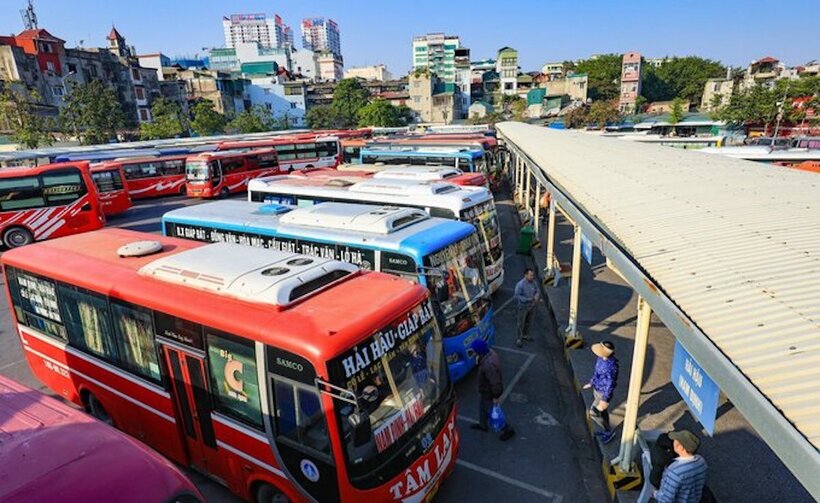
[277,145,297,161]
[160,159,185,176]
[0,176,44,210]
[59,284,118,362]
[318,142,338,158]
[206,330,264,429]
[6,267,67,341]
[271,378,332,456]
[220,159,244,174]
[92,170,124,192]
[258,153,278,169]
[111,302,162,384]
[42,169,87,206]
[296,143,317,159]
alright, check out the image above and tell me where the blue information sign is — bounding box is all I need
[581,233,592,265]
[671,340,720,435]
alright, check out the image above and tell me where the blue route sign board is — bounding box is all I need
[581,233,592,265]
[671,340,720,435]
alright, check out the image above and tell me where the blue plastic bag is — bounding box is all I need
[489,404,506,432]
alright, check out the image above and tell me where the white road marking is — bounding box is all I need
[494,296,517,315]
[500,353,536,404]
[534,408,560,426]
[494,345,532,357]
[456,459,564,502]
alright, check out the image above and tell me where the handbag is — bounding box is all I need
[489,404,507,432]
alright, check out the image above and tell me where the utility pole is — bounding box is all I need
[771,80,791,148]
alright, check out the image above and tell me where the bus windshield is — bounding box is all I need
[186,161,211,181]
[329,299,447,478]
[424,232,486,320]
[91,170,124,193]
[462,200,502,265]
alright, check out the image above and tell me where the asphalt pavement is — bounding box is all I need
[0,191,609,502]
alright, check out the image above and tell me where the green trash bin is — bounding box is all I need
[517,225,535,254]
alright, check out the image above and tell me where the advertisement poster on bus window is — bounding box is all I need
[207,332,263,426]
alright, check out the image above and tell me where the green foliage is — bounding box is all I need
[713,76,820,128]
[511,98,527,121]
[59,80,124,145]
[139,98,187,140]
[467,111,505,126]
[330,79,370,128]
[642,57,726,104]
[564,101,621,129]
[357,99,411,127]
[573,54,623,101]
[668,97,685,124]
[190,100,226,136]
[305,105,341,129]
[227,106,274,134]
[0,85,53,149]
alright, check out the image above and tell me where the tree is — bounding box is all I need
[357,99,409,127]
[330,79,370,127]
[139,97,186,140]
[642,57,726,104]
[0,85,53,149]
[586,101,621,128]
[714,84,778,130]
[306,105,342,129]
[227,106,274,134]
[59,80,124,145]
[190,100,226,136]
[668,97,685,124]
[511,98,528,121]
[573,54,623,101]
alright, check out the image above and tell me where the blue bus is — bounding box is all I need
[360,146,486,173]
[162,200,494,381]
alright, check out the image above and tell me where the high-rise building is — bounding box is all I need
[496,47,518,96]
[222,13,292,50]
[301,18,341,58]
[411,33,460,84]
[618,51,642,114]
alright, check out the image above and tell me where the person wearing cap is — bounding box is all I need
[469,339,515,441]
[583,340,619,443]
[514,268,540,347]
[654,430,708,503]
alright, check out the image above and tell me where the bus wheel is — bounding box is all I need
[179,185,187,196]
[305,164,314,169]
[287,168,294,174]
[219,187,230,198]
[3,227,33,248]
[255,483,290,503]
[85,392,114,426]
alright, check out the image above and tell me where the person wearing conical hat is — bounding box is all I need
[583,340,619,443]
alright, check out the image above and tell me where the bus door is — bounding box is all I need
[212,161,223,188]
[266,346,340,502]
[161,340,224,477]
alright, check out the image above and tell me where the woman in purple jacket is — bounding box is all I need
[583,340,619,443]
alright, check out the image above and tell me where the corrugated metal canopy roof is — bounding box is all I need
[497,122,820,475]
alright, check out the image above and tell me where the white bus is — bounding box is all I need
[248,176,504,293]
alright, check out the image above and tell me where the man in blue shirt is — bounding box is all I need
[654,430,708,503]
[583,340,619,443]
[514,268,540,347]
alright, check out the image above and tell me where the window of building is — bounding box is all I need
[206,330,263,429]
[52,86,64,97]
[67,63,77,74]
[46,61,55,73]
[131,68,141,80]
[139,108,149,121]
[290,102,297,109]
[111,302,162,384]
[135,87,145,100]
[413,96,421,104]
[504,83,514,90]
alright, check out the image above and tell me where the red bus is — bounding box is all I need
[0,374,204,503]
[218,136,342,171]
[186,148,281,198]
[3,228,457,503]
[91,163,132,216]
[103,155,189,199]
[0,161,105,248]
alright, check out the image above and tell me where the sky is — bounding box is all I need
[2,0,817,75]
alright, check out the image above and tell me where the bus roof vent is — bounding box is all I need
[324,178,355,187]
[117,240,164,257]
[280,202,428,234]
[138,242,357,307]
